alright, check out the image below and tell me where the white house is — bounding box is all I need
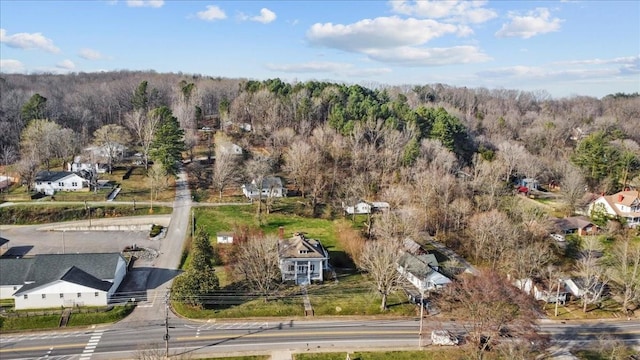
[1,253,127,310]
[0,258,34,299]
[513,278,568,303]
[278,232,330,285]
[242,176,286,199]
[589,190,640,228]
[343,201,390,215]
[34,171,90,195]
[397,252,451,292]
[217,142,243,156]
[216,232,234,244]
[0,175,14,191]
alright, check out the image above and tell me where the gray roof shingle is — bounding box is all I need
[0,258,35,285]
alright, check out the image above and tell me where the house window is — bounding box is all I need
[94,292,99,297]
[13,286,17,290]
[77,293,82,298]
[72,182,78,187]
[310,264,315,271]
[299,250,308,254]
[23,294,28,299]
[42,294,46,299]
[297,266,307,272]
[288,265,295,272]
[58,182,64,186]
[60,293,64,298]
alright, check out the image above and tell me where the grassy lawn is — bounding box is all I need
[67,304,135,326]
[541,298,626,320]
[0,203,172,225]
[0,314,61,331]
[294,349,503,360]
[1,305,135,331]
[199,357,268,360]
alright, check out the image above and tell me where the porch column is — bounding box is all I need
[308,260,311,284]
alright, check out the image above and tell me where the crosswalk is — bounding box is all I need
[79,329,104,360]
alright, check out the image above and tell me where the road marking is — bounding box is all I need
[78,329,104,360]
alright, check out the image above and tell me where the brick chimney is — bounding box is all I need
[618,194,624,202]
[279,226,285,239]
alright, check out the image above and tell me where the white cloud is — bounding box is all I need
[495,8,563,39]
[126,0,164,8]
[390,0,497,23]
[56,59,76,70]
[477,59,636,82]
[0,59,25,73]
[306,16,484,67]
[365,45,491,66]
[79,48,105,60]
[197,5,227,21]
[553,55,640,66]
[307,16,462,51]
[0,28,60,53]
[266,61,391,77]
[251,8,276,24]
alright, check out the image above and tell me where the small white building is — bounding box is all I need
[217,142,244,156]
[278,233,330,285]
[216,232,234,244]
[242,176,286,199]
[34,171,90,195]
[1,253,127,310]
[343,201,390,215]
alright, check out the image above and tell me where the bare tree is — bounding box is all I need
[231,234,281,300]
[20,119,62,170]
[92,124,132,173]
[560,163,587,216]
[437,270,541,360]
[210,152,239,200]
[577,236,609,312]
[357,238,404,311]
[15,155,39,192]
[467,209,519,268]
[147,162,168,213]
[284,140,315,198]
[0,144,17,167]
[124,109,161,170]
[245,155,274,220]
[607,233,640,315]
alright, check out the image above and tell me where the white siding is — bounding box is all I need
[0,284,21,299]
[14,281,109,310]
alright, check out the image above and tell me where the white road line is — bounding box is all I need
[78,329,104,359]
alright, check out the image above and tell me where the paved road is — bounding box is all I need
[117,169,192,325]
[1,318,638,360]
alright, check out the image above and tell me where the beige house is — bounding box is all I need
[278,233,329,285]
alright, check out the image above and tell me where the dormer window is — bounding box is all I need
[299,250,308,254]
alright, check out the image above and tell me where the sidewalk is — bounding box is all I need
[271,350,292,360]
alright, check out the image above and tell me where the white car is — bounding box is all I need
[550,233,566,242]
[431,330,459,346]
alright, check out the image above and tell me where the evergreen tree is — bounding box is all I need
[149,106,185,175]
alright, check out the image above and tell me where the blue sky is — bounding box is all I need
[1,0,638,98]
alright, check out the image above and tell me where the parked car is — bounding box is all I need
[431,330,459,346]
[550,233,565,242]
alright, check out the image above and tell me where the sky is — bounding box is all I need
[0,0,639,99]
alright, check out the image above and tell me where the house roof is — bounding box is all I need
[402,238,426,256]
[216,232,234,237]
[59,266,113,292]
[34,171,78,182]
[244,176,284,191]
[0,258,35,285]
[599,190,640,217]
[278,233,328,260]
[11,253,124,295]
[554,216,595,231]
[398,252,450,286]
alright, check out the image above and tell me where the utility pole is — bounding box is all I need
[419,290,424,347]
[555,278,562,317]
[164,291,170,358]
